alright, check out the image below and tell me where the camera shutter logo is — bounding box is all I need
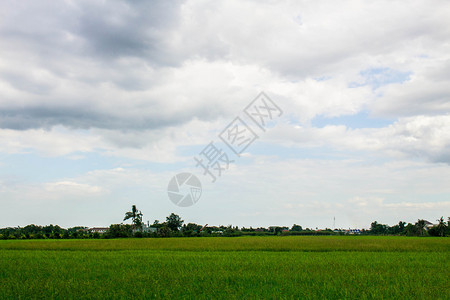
[167,173,202,207]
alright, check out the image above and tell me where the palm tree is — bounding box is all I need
[436,217,447,237]
[123,205,143,229]
[415,219,426,236]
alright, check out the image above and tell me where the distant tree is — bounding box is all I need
[151,220,163,229]
[43,225,59,235]
[370,221,388,234]
[387,221,406,235]
[273,227,288,235]
[62,231,70,239]
[23,224,42,235]
[448,217,450,235]
[415,219,426,236]
[405,223,418,236]
[428,226,439,237]
[240,227,255,232]
[158,225,171,237]
[133,231,143,238]
[123,205,143,229]
[106,224,132,238]
[398,221,406,233]
[68,226,87,233]
[166,213,184,231]
[223,225,242,237]
[291,224,303,231]
[182,223,202,236]
[435,217,447,237]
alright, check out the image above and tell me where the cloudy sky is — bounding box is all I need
[1,0,449,229]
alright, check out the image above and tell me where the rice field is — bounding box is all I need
[1,236,449,299]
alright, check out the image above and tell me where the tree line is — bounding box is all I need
[369,217,449,237]
[1,205,449,239]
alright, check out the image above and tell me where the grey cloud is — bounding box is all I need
[0,0,205,131]
[0,106,187,131]
[1,0,450,134]
[0,71,53,95]
[0,0,185,64]
[76,0,184,65]
[0,95,228,131]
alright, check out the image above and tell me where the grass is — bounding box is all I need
[1,235,449,252]
[1,236,449,299]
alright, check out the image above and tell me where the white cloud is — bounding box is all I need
[0,0,449,227]
[266,115,450,164]
[45,181,105,195]
[372,58,450,117]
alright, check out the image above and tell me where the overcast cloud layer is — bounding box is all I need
[1,0,449,228]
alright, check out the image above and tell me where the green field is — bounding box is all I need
[1,236,449,299]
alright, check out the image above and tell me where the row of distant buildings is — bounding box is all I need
[85,220,438,235]
[85,224,157,234]
[85,226,364,235]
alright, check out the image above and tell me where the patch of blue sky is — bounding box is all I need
[349,67,412,90]
[247,142,394,166]
[312,111,395,129]
[293,14,302,25]
[0,151,118,183]
[0,150,182,183]
[247,143,340,160]
[314,75,332,82]
[177,144,209,158]
[244,142,357,161]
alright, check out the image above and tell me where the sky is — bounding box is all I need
[1,0,449,229]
